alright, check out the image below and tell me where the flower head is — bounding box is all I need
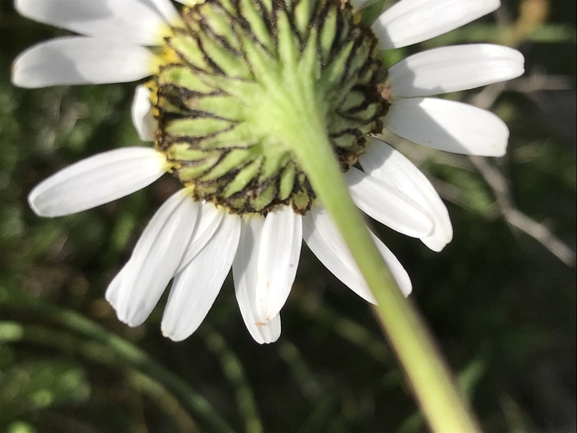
[14,0,524,343]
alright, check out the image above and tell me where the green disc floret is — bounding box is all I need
[154,0,389,214]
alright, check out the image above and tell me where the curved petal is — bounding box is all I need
[175,202,225,274]
[389,44,525,98]
[139,0,181,23]
[374,0,500,49]
[359,140,453,251]
[345,167,434,238]
[384,97,509,156]
[255,206,302,321]
[114,190,199,327]
[105,268,125,310]
[233,217,281,344]
[131,85,157,142]
[161,212,241,341]
[173,0,197,5]
[15,0,171,45]
[12,37,153,88]
[303,206,412,301]
[29,147,166,217]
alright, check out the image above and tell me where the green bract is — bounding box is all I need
[154,0,389,214]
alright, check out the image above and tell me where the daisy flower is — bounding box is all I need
[13,0,524,344]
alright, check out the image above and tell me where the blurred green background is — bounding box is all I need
[0,0,575,432]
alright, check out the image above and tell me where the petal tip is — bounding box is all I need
[27,186,55,217]
[161,327,188,342]
[10,57,33,89]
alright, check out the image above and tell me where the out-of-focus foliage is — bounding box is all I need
[0,0,575,432]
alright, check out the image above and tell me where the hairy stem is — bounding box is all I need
[280,97,482,433]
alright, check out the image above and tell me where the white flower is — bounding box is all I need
[15,0,524,343]
[27,146,416,343]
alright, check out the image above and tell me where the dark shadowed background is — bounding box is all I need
[0,0,575,432]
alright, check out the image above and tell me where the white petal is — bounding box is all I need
[175,202,225,274]
[359,140,453,251]
[255,207,302,321]
[161,212,241,341]
[303,206,412,301]
[15,0,171,45]
[12,37,153,88]
[105,268,125,310]
[389,44,525,98]
[384,98,509,156]
[139,0,181,23]
[345,167,434,238]
[29,147,166,217]
[374,0,500,49]
[173,0,198,5]
[233,217,281,344]
[115,191,199,327]
[131,85,157,142]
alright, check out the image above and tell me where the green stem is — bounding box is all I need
[199,326,264,433]
[0,321,199,433]
[2,297,236,433]
[281,102,482,433]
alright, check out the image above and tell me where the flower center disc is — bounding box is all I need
[154,0,389,214]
